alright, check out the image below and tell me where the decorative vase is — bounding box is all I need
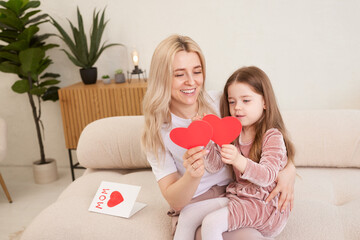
[115,73,125,83]
[32,158,58,184]
[80,67,97,84]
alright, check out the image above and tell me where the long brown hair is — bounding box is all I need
[220,66,295,163]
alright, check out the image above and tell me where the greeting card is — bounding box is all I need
[89,181,146,218]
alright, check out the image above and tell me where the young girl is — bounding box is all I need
[174,66,295,239]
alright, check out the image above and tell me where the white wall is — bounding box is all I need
[1,0,359,167]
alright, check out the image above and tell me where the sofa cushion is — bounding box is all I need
[283,110,360,168]
[77,116,150,169]
[279,167,360,240]
[77,110,360,170]
[21,167,360,240]
[21,170,172,240]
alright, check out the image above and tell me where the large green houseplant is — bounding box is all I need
[51,7,122,84]
[0,0,60,183]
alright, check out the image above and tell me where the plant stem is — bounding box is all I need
[27,74,46,164]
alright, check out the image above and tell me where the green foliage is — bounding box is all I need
[115,69,123,74]
[0,0,61,164]
[0,0,61,101]
[102,74,109,78]
[51,7,122,69]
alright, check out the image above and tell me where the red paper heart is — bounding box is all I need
[107,191,124,208]
[202,114,242,146]
[170,120,213,149]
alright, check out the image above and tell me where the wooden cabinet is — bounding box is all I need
[58,79,147,149]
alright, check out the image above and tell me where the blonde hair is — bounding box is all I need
[141,35,215,161]
[220,66,295,163]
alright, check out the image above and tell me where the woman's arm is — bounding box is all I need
[157,146,207,211]
[265,160,296,212]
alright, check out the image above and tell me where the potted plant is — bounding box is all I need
[51,7,122,85]
[101,74,111,84]
[115,69,125,83]
[0,0,61,184]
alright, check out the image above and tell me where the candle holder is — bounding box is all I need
[127,49,147,83]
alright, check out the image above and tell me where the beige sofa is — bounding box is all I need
[21,110,360,240]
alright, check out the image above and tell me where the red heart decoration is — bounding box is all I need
[107,191,124,208]
[202,114,242,146]
[170,120,213,149]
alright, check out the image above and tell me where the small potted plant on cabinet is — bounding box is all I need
[115,69,125,83]
[101,75,111,84]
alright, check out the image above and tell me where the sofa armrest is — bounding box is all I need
[76,116,150,169]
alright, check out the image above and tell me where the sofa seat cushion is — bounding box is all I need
[279,167,360,240]
[21,170,172,240]
[22,167,360,240]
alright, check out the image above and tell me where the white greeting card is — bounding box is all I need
[89,181,146,218]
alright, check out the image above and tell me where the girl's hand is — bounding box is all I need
[220,144,247,173]
[265,162,296,212]
[191,113,206,122]
[183,146,207,178]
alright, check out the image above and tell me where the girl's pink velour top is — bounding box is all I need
[226,128,290,237]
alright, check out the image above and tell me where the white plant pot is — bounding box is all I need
[102,78,111,84]
[32,158,58,184]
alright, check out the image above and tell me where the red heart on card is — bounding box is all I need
[202,114,242,146]
[107,191,124,208]
[170,120,213,149]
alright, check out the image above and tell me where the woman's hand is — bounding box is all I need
[183,146,207,178]
[265,161,296,212]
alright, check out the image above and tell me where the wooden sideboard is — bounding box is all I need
[58,79,147,180]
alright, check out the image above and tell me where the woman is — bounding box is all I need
[141,34,296,239]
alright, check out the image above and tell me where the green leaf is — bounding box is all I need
[0,51,19,62]
[3,0,24,16]
[11,79,29,93]
[42,43,58,51]
[0,61,20,74]
[19,47,45,74]
[21,1,40,13]
[29,86,46,96]
[37,57,52,75]
[18,25,39,43]
[35,33,56,43]
[0,9,24,30]
[0,2,7,8]
[51,17,78,57]
[90,42,121,66]
[0,30,18,40]
[61,49,86,68]
[39,79,60,87]
[25,13,48,25]
[40,72,60,79]
[2,40,28,51]
[22,9,41,21]
[41,86,59,101]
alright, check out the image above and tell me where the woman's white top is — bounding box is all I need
[147,90,232,197]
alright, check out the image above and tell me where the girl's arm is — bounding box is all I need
[265,160,296,212]
[221,129,287,187]
[157,146,207,212]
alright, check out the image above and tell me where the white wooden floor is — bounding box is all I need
[0,166,85,240]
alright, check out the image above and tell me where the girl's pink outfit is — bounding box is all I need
[225,128,290,237]
[174,128,290,239]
